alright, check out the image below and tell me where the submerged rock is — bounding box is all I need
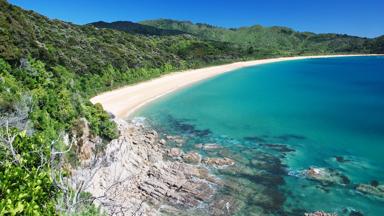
[334,155,351,163]
[244,136,267,143]
[209,195,246,215]
[275,134,306,141]
[182,151,201,164]
[260,143,295,153]
[194,143,204,149]
[165,135,185,145]
[203,157,235,167]
[355,183,384,198]
[349,210,364,216]
[203,143,222,150]
[304,167,350,185]
[304,211,337,216]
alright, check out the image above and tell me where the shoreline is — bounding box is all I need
[91,54,382,118]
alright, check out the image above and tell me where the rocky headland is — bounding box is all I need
[70,118,240,215]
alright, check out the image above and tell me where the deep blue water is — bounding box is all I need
[133,56,384,215]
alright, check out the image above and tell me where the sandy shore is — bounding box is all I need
[91,54,381,118]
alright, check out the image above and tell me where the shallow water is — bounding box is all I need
[133,56,384,215]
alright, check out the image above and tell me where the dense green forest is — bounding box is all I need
[0,0,383,214]
[140,19,384,54]
[95,19,384,55]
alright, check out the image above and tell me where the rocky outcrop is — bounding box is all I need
[71,119,219,215]
[71,118,101,163]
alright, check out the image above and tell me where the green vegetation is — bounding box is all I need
[0,56,117,215]
[139,19,381,55]
[0,0,383,214]
[88,21,185,36]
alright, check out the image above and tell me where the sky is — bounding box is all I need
[8,0,384,38]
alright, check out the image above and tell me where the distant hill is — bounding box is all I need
[88,21,186,36]
[140,19,380,54]
[87,19,384,56]
[367,35,384,53]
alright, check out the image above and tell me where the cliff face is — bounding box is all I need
[71,119,221,215]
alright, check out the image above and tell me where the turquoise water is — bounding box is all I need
[133,56,384,215]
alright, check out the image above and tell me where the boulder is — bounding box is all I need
[182,151,202,164]
[158,138,167,145]
[167,147,183,158]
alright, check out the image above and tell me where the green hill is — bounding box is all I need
[88,21,186,36]
[140,19,378,54]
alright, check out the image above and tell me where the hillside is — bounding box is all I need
[140,19,379,54]
[88,21,186,36]
[0,1,250,93]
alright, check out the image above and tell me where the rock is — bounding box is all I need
[165,135,185,145]
[144,130,157,144]
[349,210,364,216]
[167,147,183,157]
[203,157,235,167]
[355,183,384,198]
[304,167,350,185]
[209,195,245,215]
[202,143,222,150]
[260,143,295,153]
[195,143,204,149]
[370,180,379,187]
[158,138,167,145]
[107,112,116,119]
[139,162,217,207]
[304,211,337,216]
[182,151,201,164]
[72,118,97,163]
[70,119,221,215]
[334,155,352,163]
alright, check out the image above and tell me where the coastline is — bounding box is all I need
[91,54,382,118]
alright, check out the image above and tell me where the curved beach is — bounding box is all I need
[91,54,379,117]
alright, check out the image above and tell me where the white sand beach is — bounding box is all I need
[91,54,381,118]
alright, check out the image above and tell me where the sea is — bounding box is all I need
[132,56,384,215]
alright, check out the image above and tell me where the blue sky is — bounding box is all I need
[9,0,384,38]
